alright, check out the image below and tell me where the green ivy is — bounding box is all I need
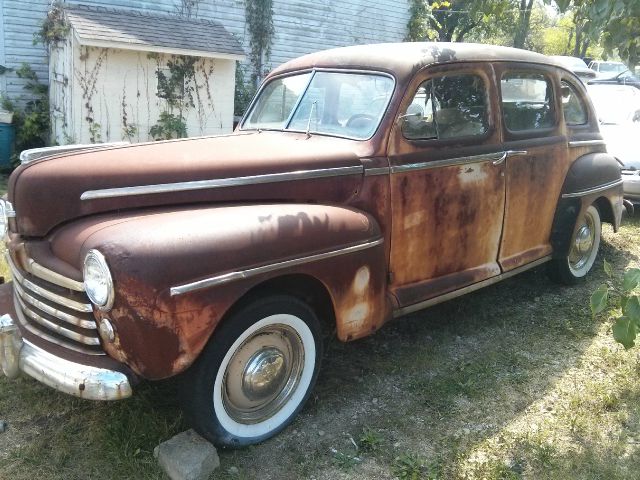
[0,64,49,166]
[150,112,188,141]
[245,0,275,86]
[591,260,640,349]
[33,4,69,47]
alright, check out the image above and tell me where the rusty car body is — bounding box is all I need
[0,43,624,446]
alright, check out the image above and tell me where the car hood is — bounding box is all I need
[600,123,640,170]
[9,132,367,237]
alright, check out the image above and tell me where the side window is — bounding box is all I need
[402,74,488,140]
[560,80,588,125]
[501,73,555,131]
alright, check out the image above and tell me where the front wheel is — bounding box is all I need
[182,295,323,447]
[548,204,601,284]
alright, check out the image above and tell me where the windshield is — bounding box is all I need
[242,71,395,140]
[598,62,627,74]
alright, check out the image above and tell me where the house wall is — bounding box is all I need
[50,38,236,144]
[2,0,409,95]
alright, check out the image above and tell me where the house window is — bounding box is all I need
[156,66,185,100]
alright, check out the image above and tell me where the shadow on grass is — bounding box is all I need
[0,215,638,479]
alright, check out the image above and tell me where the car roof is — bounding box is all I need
[269,42,553,80]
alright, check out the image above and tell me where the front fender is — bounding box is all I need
[49,203,385,379]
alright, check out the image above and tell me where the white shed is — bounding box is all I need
[49,4,244,145]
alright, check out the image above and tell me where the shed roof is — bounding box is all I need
[64,4,245,60]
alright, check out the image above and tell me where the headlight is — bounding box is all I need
[83,249,114,311]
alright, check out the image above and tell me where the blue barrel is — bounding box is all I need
[0,123,14,169]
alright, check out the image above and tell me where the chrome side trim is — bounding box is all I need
[25,258,85,292]
[568,140,606,148]
[14,282,96,330]
[16,295,100,346]
[20,142,128,164]
[81,165,364,201]
[18,337,131,400]
[391,151,505,174]
[364,167,391,176]
[561,178,624,198]
[8,257,92,313]
[171,237,385,296]
[394,255,552,318]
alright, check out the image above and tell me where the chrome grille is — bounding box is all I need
[8,255,105,355]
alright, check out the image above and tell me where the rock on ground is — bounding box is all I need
[154,429,220,480]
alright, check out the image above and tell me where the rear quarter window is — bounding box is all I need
[501,73,555,132]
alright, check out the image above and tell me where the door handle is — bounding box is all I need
[492,150,528,166]
[492,152,508,165]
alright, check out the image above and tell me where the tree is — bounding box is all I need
[552,0,640,67]
[513,0,535,48]
[406,0,513,43]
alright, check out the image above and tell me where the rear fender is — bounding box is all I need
[550,152,623,256]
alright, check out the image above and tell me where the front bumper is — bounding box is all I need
[0,283,132,400]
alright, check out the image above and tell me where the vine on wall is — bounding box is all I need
[74,47,108,143]
[150,54,216,140]
[245,0,275,87]
[33,3,69,49]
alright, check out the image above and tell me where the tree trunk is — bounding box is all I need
[514,0,535,48]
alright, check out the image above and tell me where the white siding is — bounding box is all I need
[2,0,50,106]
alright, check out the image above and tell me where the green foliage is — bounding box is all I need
[392,453,441,479]
[358,427,383,452]
[34,4,69,47]
[156,56,196,112]
[0,64,49,165]
[149,112,187,140]
[591,264,640,350]
[151,55,196,140]
[408,0,514,43]
[551,0,640,66]
[245,0,275,85]
[234,63,256,117]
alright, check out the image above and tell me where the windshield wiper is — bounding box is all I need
[306,101,318,138]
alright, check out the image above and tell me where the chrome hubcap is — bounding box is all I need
[222,324,304,424]
[569,214,595,270]
[242,348,287,401]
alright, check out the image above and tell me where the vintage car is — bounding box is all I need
[0,43,625,447]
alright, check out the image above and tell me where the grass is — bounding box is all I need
[0,209,639,479]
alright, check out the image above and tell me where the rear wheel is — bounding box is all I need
[182,295,323,447]
[548,204,601,284]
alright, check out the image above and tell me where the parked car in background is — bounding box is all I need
[587,84,640,202]
[550,55,596,83]
[588,70,640,89]
[0,42,624,447]
[588,60,628,78]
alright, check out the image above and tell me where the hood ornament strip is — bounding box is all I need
[80,165,364,201]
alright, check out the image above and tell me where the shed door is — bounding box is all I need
[387,64,506,307]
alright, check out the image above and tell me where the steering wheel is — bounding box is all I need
[345,114,376,129]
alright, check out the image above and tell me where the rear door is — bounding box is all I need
[496,63,569,271]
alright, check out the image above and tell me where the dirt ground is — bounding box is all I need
[1,214,639,479]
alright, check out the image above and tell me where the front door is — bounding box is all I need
[387,63,506,307]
